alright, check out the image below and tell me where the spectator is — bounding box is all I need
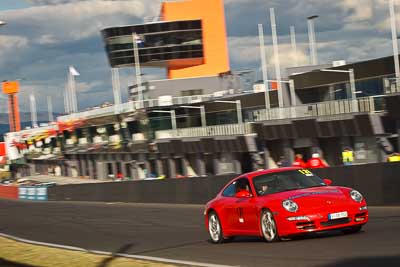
[292,154,307,168]
[342,148,354,166]
[387,152,400,162]
[277,156,291,168]
[307,153,329,169]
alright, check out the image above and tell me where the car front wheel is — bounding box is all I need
[208,211,225,244]
[260,209,279,242]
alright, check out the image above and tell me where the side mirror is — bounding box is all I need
[235,190,253,198]
[323,179,333,186]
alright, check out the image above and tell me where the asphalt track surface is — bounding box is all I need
[1,200,400,267]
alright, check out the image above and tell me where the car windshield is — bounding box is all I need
[252,170,326,196]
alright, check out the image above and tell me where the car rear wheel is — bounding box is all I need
[342,225,362,234]
[208,211,224,244]
[261,209,279,242]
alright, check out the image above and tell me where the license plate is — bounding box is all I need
[328,211,348,220]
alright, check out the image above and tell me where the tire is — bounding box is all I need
[260,209,280,242]
[208,211,225,244]
[342,225,362,234]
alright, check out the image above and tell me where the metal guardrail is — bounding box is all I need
[58,94,220,122]
[251,95,384,122]
[154,95,386,139]
[58,94,387,140]
[155,123,253,139]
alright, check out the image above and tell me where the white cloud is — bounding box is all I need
[77,80,104,93]
[0,35,29,59]
[0,0,398,113]
[337,0,373,22]
[36,34,58,44]
[2,1,160,43]
[228,35,309,78]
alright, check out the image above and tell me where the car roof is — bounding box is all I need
[241,167,303,181]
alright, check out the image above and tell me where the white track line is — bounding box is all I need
[0,232,237,267]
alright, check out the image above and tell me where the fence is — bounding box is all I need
[155,123,253,139]
[253,95,384,122]
[58,92,387,123]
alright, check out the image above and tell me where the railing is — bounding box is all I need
[155,123,253,139]
[251,95,385,122]
[58,93,232,122]
[58,92,387,124]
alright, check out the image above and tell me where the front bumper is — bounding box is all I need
[276,205,368,237]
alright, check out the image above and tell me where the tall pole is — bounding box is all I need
[47,96,54,122]
[290,26,298,67]
[270,8,284,108]
[112,68,122,114]
[289,79,297,118]
[258,24,271,111]
[200,105,206,128]
[389,0,400,89]
[29,93,38,128]
[64,83,70,114]
[132,32,143,107]
[307,16,319,65]
[68,72,77,113]
[69,72,78,113]
[349,68,358,112]
[171,110,177,131]
[236,100,243,124]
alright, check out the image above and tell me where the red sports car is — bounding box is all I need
[204,167,368,243]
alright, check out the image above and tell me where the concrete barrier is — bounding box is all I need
[47,163,400,206]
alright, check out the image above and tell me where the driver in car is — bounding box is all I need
[258,184,269,195]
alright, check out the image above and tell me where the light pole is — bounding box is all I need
[132,32,143,108]
[29,92,38,128]
[307,15,319,65]
[258,24,270,112]
[290,26,298,67]
[151,110,177,132]
[389,0,400,89]
[270,8,284,108]
[321,68,358,112]
[214,100,242,124]
[180,105,206,128]
[47,96,54,122]
[68,66,80,113]
[111,68,122,114]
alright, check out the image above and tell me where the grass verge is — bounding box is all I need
[0,236,177,267]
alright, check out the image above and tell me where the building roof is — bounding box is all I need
[289,55,397,90]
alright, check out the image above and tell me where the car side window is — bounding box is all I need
[222,182,236,197]
[222,178,252,197]
[235,178,251,193]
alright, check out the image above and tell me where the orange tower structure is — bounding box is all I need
[2,81,21,132]
[161,0,230,79]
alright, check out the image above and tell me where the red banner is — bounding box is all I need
[0,185,18,200]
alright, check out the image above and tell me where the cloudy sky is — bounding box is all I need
[0,0,398,115]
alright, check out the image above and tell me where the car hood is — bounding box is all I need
[267,186,352,210]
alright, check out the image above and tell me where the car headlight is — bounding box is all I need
[282,200,299,212]
[350,190,363,202]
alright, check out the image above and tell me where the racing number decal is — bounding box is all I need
[238,207,244,223]
[298,169,313,176]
